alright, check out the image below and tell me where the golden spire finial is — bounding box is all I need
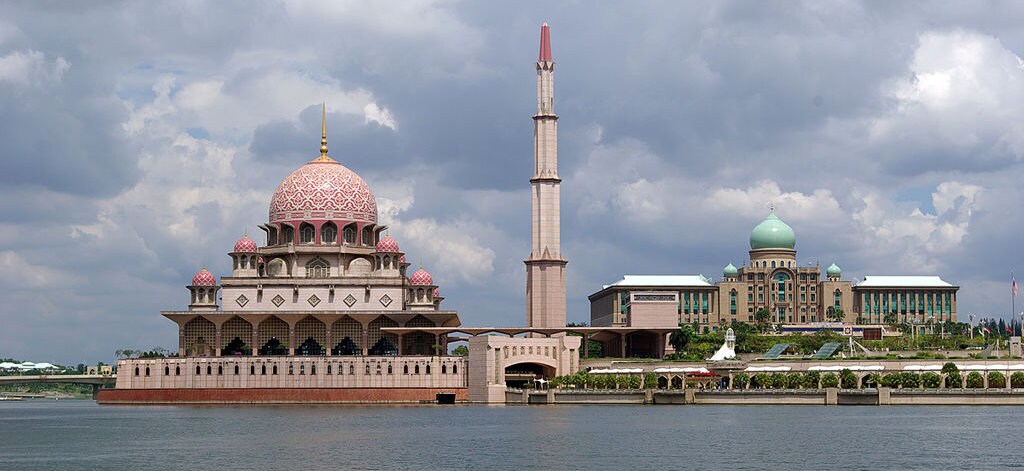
[315,102,335,162]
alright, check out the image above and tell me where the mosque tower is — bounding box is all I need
[525,23,567,328]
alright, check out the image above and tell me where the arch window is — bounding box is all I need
[343,225,356,245]
[442,364,447,374]
[349,364,355,375]
[834,289,842,308]
[206,365,212,375]
[729,289,737,315]
[164,366,170,376]
[196,366,201,375]
[362,226,374,246]
[234,365,240,375]
[281,225,295,245]
[267,227,279,246]
[305,258,330,279]
[426,365,430,375]
[321,222,337,244]
[272,365,278,375]
[414,364,420,375]
[261,364,267,375]
[175,366,180,376]
[134,367,139,376]
[299,223,315,244]
[453,364,457,375]
[145,367,150,377]
[404,364,409,375]
[387,364,393,375]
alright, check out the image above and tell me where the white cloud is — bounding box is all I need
[0,49,69,86]
[870,30,1024,162]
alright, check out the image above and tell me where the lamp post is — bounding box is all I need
[969,314,975,340]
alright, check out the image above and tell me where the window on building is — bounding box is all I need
[322,222,337,244]
[300,223,315,244]
[362,227,374,246]
[415,364,420,375]
[344,225,356,245]
[306,257,329,278]
[281,225,294,244]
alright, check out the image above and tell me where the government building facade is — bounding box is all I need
[590,211,959,332]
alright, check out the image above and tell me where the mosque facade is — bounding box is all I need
[590,211,959,332]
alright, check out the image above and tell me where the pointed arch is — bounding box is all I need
[221,317,253,355]
[306,257,330,278]
[299,222,315,244]
[321,221,338,244]
[257,316,289,355]
[331,317,362,355]
[295,316,326,356]
[183,317,215,357]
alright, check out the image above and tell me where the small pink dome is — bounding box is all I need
[233,235,258,253]
[192,268,216,286]
[433,288,439,297]
[399,254,406,263]
[375,235,400,253]
[409,268,433,286]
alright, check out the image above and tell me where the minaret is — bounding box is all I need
[525,23,567,329]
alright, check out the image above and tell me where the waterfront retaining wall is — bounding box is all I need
[97,387,468,405]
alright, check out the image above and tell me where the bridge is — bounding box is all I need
[0,375,116,398]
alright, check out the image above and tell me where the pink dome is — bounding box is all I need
[192,268,216,286]
[433,288,439,297]
[399,254,406,263]
[233,235,258,253]
[269,161,377,224]
[409,268,433,286]
[375,235,400,253]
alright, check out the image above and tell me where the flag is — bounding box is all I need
[1014,273,1019,297]
[1007,325,1013,334]
[982,326,991,334]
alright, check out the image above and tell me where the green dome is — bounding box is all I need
[826,263,841,276]
[749,211,796,250]
[723,263,738,277]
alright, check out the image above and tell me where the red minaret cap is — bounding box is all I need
[539,22,552,62]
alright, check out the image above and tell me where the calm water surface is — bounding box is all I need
[0,400,1020,470]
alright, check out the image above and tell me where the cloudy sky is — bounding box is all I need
[2,1,1024,364]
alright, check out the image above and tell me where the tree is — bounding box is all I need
[451,345,469,356]
[1011,372,1024,388]
[754,308,771,331]
[839,369,857,389]
[922,372,941,389]
[988,371,1006,388]
[883,312,899,326]
[966,371,984,388]
[820,373,839,388]
[803,370,821,389]
[826,306,846,323]
[733,372,749,389]
[669,325,694,352]
[785,372,803,389]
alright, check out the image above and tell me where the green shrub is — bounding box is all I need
[785,372,803,389]
[770,373,787,389]
[946,372,963,388]
[966,371,984,388]
[733,372,750,389]
[902,373,921,389]
[1011,372,1024,388]
[988,371,1006,388]
[941,362,959,376]
[880,373,897,388]
[643,372,657,389]
[863,373,882,388]
[840,369,857,389]
[820,373,839,388]
[751,373,770,389]
[921,372,941,388]
[803,370,821,389]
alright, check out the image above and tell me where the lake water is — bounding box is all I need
[0,400,1021,470]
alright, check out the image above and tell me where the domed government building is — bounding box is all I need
[589,210,959,336]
